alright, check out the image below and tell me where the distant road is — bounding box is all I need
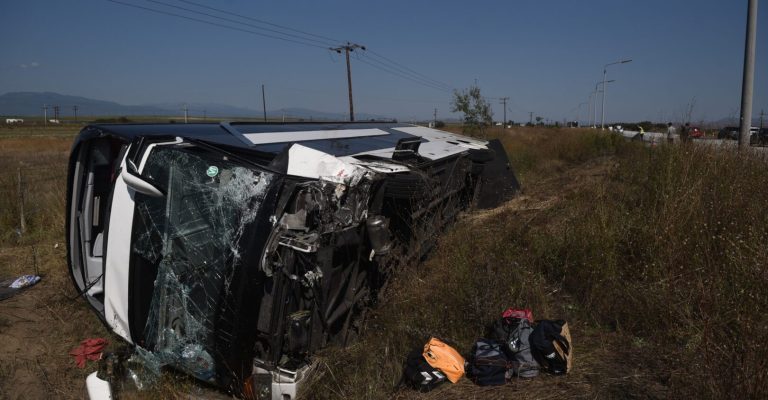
[618,130,768,153]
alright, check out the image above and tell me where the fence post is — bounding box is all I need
[17,167,26,235]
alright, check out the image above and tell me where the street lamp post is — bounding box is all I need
[578,101,589,127]
[601,59,632,129]
[593,80,615,128]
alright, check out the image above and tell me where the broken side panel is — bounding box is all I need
[127,144,282,390]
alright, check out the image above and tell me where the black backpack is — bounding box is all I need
[466,338,508,386]
[491,317,539,378]
[403,348,447,392]
[529,319,572,375]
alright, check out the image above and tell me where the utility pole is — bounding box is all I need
[739,0,758,149]
[261,84,267,122]
[17,167,26,235]
[528,111,533,125]
[53,105,60,122]
[73,105,79,122]
[760,109,765,129]
[433,108,437,126]
[601,59,632,129]
[330,43,366,122]
[183,104,188,123]
[43,104,48,128]
[499,97,509,128]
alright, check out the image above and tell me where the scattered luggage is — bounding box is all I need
[530,319,572,375]
[423,337,465,383]
[491,310,539,378]
[501,307,533,322]
[402,311,572,392]
[403,348,447,392]
[466,338,508,386]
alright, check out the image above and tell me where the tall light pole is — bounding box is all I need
[738,0,758,149]
[593,80,615,127]
[578,101,589,127]
[601,59,632,129]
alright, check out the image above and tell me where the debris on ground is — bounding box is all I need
[402,308,573,392]
[0,274,41,301]
[69,338,109,368]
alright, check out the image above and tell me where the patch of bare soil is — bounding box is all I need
[0,243,111,399]
[468,156,616,224]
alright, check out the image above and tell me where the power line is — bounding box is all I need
[365,50,453,91]
[177,0,341,45]
[172,0,454,92]
[354,50,454,91]
[355,56,452,93]
[171,1,455,92]
[143,0,336,47]
[108,0,457,98]
[106,0,328,49]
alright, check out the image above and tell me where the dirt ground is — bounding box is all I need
[0,129,112,399]
[0,243,112,399]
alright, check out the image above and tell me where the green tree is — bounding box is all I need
[451,85,493,133]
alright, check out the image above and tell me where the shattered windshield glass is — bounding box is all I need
[130,144,275,382]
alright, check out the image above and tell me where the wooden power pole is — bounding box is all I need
[499,97,509,128]
[330,43,366,122]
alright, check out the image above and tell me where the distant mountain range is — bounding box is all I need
[0,92,392,121]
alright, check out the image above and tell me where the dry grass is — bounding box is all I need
[2,125,766,399]
[0,129,74,246]
[0,127,114,399]
[528,143,768,398]
[302,129,768,399]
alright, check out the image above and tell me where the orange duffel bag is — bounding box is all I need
[423,337,466,383]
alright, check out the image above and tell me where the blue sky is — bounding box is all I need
[1,0,766,123]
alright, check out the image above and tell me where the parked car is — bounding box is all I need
[718,126,759,141]
[755,128,768,145]
[717,126,736,140]
[67,122,519,399]
[688,126,704,138]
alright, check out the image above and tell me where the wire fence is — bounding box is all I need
[1,167,66,242]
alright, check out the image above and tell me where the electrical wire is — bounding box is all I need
[143,0,336,47]
[177,0,341,45]
[354,57,451,93]
[365,50,454,91]
[107,0,459,93]
[351,49,455,92]
[106,0,328,49]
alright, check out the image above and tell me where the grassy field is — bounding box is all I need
[302,127,768,399]
[1,124,766,399]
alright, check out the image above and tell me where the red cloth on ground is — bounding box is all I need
[69,338,108,368]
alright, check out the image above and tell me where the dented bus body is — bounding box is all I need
[66,122,519,398]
